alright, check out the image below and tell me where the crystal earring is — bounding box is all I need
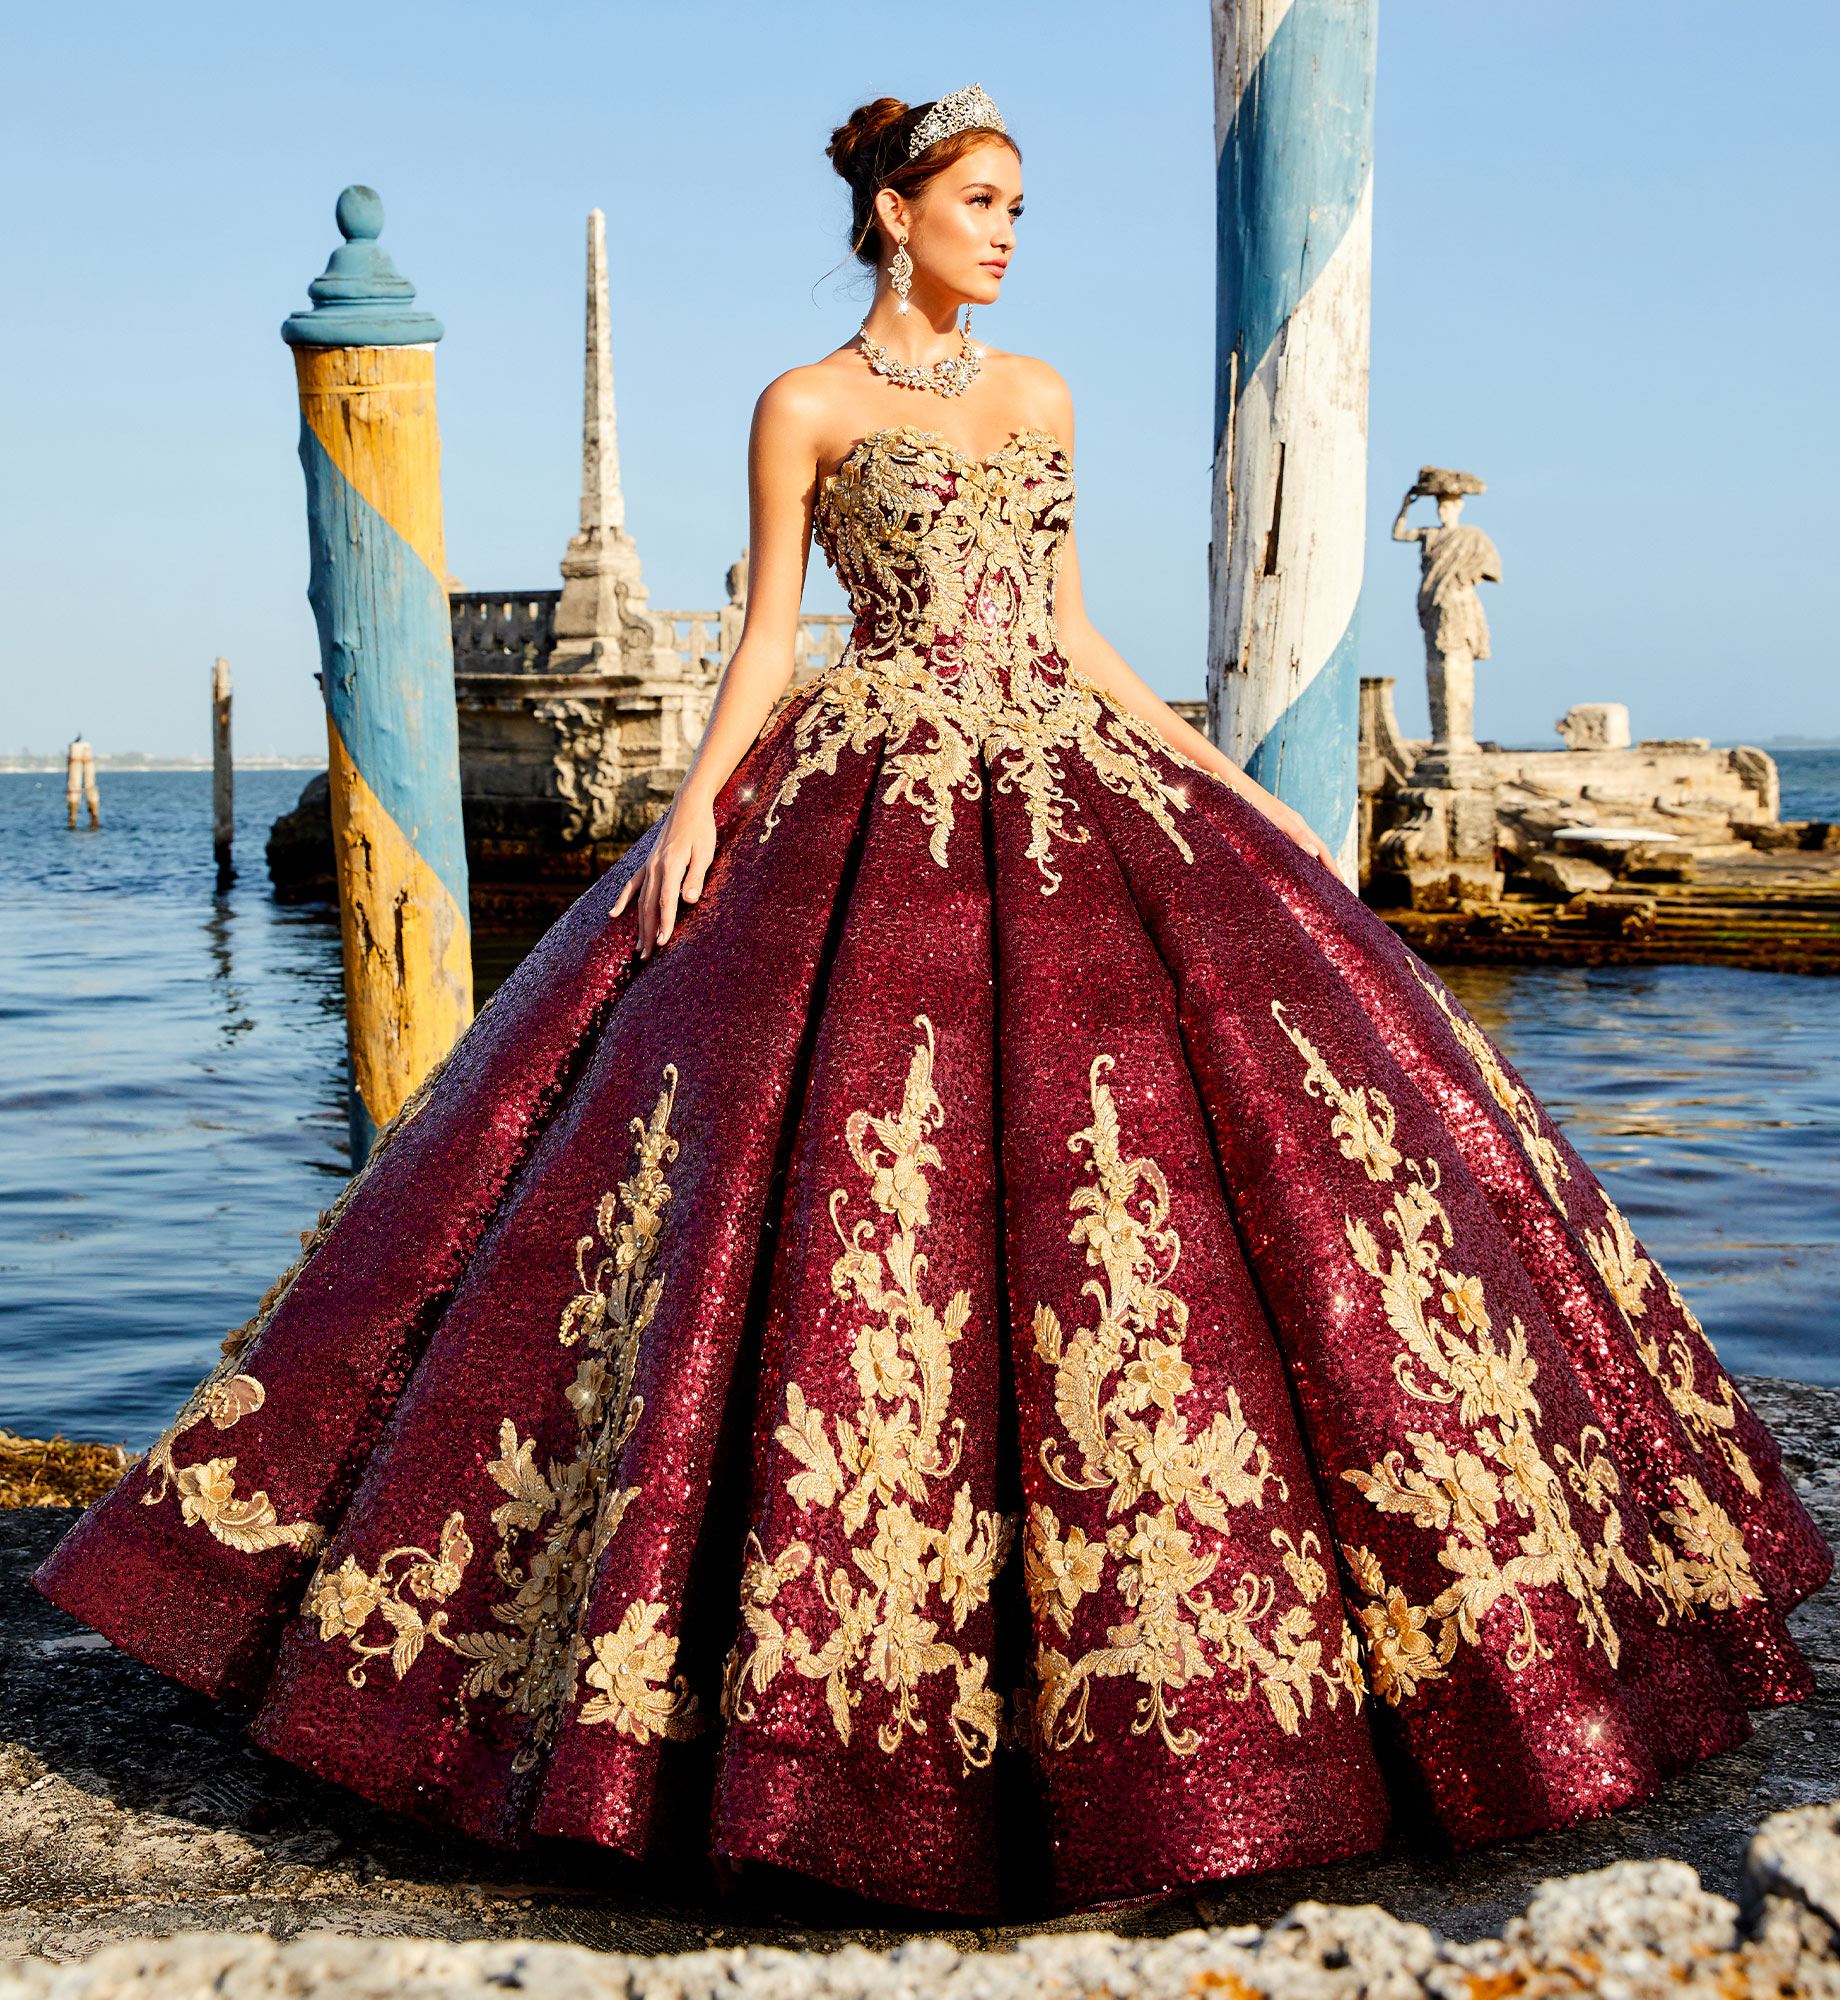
[962,303,980,354]
[890,237,913,315]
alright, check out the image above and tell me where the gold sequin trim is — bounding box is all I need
[1408,962,1762,1499]
[760,425,1211,895]
[721,1014,1013,1772]
[301,1065,699,1757]
[1024,1052,1365,1755]
[1271,998,1762,1707]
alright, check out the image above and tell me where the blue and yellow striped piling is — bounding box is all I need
[283,186,472,1160]
[1208,0,1377,881]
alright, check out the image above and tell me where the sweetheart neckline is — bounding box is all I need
[819,422,1069,490]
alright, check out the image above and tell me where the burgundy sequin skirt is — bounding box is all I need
[33,679,1832,1917]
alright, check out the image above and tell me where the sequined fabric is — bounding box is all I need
[34,423,1832,1919]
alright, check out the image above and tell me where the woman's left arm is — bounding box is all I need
[1032,369,1341,877]
[1052,516,1343,877]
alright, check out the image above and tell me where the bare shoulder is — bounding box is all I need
[981,347,1075,443]
[751,344,882,464]
[751,361,836,444]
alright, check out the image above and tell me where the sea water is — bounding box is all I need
[2,758,1835,1447]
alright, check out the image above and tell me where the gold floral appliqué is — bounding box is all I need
[1270,997,1761,1707]
[1579,1199,1763,1499]
[720,1013,1012,1772]
[301,1064,699,1759]
[1407,961,1762,1500]
[1024,1052,1365,1755]
[139,1371,325,1556]
[758,426,1213,895]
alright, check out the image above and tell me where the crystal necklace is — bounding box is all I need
[857,311,985,398]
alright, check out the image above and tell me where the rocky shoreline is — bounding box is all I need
[2,1374,1834,1989]
[1374,827,1840,975]
[0,1799,1836,1999]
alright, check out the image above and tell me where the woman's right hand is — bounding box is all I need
[610,788,719,958]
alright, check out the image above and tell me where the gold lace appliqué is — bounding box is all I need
[1271,998,1761,1707]
[758,425,1210,895]
[1409,963,1569,1205]
[1408,962,1762,1500]
[1579,1199,1764,1499]
[1024,1052,1366,1755]
[139,1372,325,1556]
[301,1064,699,1759]
[720,1013,1013,1772]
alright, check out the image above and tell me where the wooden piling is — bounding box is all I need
[281,186,473,1161]
[65,736,99,829]
[212,657,234,880]
[1208,0,1377,883]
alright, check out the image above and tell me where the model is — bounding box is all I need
[33,85,1831,1919]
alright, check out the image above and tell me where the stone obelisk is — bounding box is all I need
[550,209,676,681]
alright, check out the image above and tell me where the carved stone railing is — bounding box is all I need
[652,610,852,685]
[450,591,852,685]
[450,592,559,676]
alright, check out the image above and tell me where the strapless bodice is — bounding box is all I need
[765,420,1215,899]
[813,424,1074,704]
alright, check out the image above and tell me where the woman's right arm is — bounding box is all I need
[611,376,824,957]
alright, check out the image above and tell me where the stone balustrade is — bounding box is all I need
[449,592,559,677]
[650,609,852,685]
[449,591,853,687]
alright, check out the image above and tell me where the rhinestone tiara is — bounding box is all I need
[907,83,1007,159]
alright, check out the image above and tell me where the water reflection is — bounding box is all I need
[203,888,256,1044]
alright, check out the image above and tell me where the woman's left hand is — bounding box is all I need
[1257,794,1343,876]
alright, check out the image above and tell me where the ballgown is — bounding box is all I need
[34,422,1832,1918]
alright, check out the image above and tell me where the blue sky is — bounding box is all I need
[4,0,1836,758]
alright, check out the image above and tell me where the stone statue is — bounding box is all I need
[1392,467,1502,752]
[717,548,748,663]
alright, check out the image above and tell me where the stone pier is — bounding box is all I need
[1357,675,1838,970]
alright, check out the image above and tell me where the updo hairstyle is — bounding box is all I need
[826,95,1021,270]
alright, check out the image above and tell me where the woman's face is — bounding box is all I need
[891,138,1022,307]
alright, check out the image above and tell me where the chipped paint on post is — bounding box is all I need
[1208,0,1377,884]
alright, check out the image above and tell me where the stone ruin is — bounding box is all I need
[450,211,851,864]
[1363,466,1788,909]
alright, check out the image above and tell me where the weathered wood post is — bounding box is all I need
[212,656,234,881]
[282,185,473,1161]
[1208,0,1377,884]
[65,735,99,829]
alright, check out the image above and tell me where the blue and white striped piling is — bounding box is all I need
[1208,0,1377,882]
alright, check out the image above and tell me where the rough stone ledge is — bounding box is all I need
[1,1802,1839,1999]
[2,1376,1834,1986]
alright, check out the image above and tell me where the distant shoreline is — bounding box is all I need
[0,759,323,774]
[4,740,1836,777]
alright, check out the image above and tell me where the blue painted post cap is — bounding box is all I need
[282,186,445,348]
